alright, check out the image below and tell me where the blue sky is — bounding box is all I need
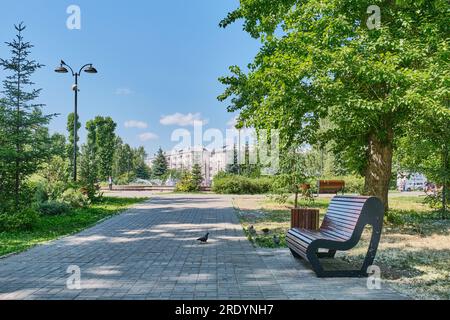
[0,1,260,156]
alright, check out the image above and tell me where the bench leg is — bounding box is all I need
[308,251,368,278]
[361,223,383,274]
[307,224,383,278]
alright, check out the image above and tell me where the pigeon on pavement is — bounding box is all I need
[197,233,210,243]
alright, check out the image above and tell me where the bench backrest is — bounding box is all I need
[318,180,345,194]
[320,196,384,241]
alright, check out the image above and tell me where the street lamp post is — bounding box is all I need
[55,60,98,182]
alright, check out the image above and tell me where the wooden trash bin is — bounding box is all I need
[291,208,320,230]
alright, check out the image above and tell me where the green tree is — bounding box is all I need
[85,116,117,180]
[226,143,239,174]
[112,137,126,177]
[151,147,168,178]
[191,163,203,191]
[66,112,81,176]
[49,133,67,159]
[218,0,449,210]
[79,143,99,201]
[79,121,100,201]
[397,102,450,217]
[0,23,54,209]
[133,146,150,179]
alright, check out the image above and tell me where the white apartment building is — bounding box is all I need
[148,146,231,186]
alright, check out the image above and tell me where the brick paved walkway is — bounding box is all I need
[0,195,404,300]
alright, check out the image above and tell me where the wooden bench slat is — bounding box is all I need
[326,208,362,219]
[328,202,365,210]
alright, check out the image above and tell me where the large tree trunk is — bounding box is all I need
[364,130,394,212]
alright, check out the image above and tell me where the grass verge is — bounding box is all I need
[0,197,147,257]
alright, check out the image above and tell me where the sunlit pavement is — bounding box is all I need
[0,195,404,300]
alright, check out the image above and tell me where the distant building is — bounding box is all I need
[147,146,231,186]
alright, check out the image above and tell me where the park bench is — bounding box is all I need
[317,180,345,195]
[286,196,385,278]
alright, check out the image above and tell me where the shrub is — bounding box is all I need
[115,173,135,186]
[36,201,72,216]
[33,183,49,204]
[342,175,365,194]
[212,175,273,194]
[0,208,40,232]
[175,172,199,192]
[58,188,90,208]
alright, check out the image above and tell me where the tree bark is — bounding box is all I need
[364,130,394,212]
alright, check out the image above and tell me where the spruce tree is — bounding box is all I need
[79,121,99,201]
[191,163,203,191]
[226,144,239,174]
[152,147,168,178]
[133,146,150,179]
[0,23,53,209]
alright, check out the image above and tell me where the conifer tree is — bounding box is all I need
[0,23,53,209]
[152,147,168,178]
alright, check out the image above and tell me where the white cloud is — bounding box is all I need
[139,132,159,142]
[160,112,208,127]
[115,88,133,95]
[124,120,148,129]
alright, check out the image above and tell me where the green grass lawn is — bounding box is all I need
[233,194,450,300]
[0,197,147,257]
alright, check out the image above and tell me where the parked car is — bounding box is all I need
[398,173,427,192]
[405,181,425,191]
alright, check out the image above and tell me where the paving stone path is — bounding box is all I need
[0,195,404,300]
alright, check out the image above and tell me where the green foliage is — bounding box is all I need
[191,164,203,189]
[162,169,183,184]
[0,208,39,232]
[212,174,272,194]
[114,173,135,186]
[58,188,90,208]
[66,112,81,174]
[36,201,71,217]
[0,23,54,211]
[33,156,71,201]
[396,109,450,215]
[174,165,203,192]
[49,133,67,159]
[79,139,100,201]
[424,192,450,219]
[112,138,134,180]
[133,146,150,180]
[112,139,151,183]
[151,147,168,178]
[86,116,117,181]
[226,144,239,174]
[175,172,199,193]
[0,197,145,257]
[218,0,449,209]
